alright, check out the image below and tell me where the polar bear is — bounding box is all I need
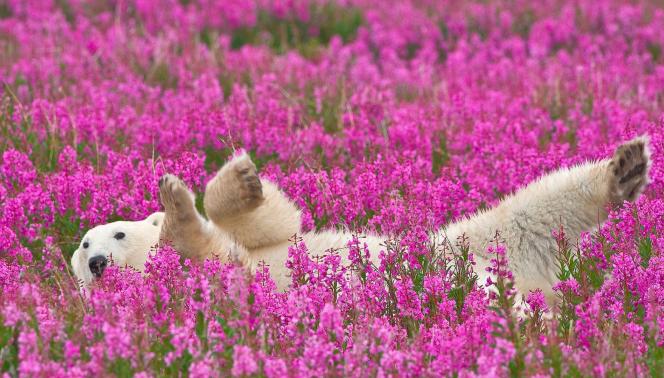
[71,137,651,303]
[70,212,166,284]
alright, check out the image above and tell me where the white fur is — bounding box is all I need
[71,212,164,286]
[72,138,651,304]
[441,160,613,301]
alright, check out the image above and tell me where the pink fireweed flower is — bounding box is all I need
[395,277,424,320]
[263,357,288,378]
[0,0,663,375]
[485,243,513,281]
[231,345,258,377]
[526,290,549,314]
[285,238,315,286]
[484,242,516,303]
[189,356,217,378]
[553,278,581,297]
[319,303,344,341]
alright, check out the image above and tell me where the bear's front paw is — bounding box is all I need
[233,156,264,205]
[608,136,651,203]
[159,174,196,214]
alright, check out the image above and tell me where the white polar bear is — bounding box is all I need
[70,212,165,284]
[71,137,651,303]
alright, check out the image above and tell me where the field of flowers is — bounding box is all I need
[1,0,664,376]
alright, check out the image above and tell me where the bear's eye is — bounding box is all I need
[83,242,89,249]
[114,232,126,240]
[152,221,159,226]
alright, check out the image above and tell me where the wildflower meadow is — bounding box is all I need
[1,0,664,376]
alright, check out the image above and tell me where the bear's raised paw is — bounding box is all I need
[608,136,651,203]
[158,174,196,216]
[233,156,264,204]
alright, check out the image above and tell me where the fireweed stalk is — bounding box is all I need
[1,0,664,376]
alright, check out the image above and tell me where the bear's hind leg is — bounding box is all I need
[204,153,265,224]
[204,153,302,249]
[608,136,651,204]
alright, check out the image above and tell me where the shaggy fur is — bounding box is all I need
[442,136,651,301]
[72,137,651,302]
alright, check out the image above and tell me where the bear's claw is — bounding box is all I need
[608,136,651,203]
[158,174,196,214]
[234,159,263,203]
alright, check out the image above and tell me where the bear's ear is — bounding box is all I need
[70,248,87,285]
[145,212,165,227]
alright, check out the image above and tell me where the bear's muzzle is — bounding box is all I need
[88,255,108,278]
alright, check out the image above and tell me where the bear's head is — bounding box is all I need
[71,212,165,286]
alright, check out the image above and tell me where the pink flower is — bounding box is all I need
[1,0,663,376]
[395,277,424,320]
[264,357,288,378]
[232,346,258,377]
[526,290,549,314]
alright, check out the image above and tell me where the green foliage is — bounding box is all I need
[203,145,234,172]
[554,232,582,340]
[0,2,12,19]
[1,85,98,172]
[646,331,664,378]
[446,236,478,317]
[548,96,568,121]
[320,85,345,134]
[431,133,449,175]
[638,237,653,269]
[512,9,535,39]
[581,94,594,116]
[302,77,347,134]
[466,15,489,40]
[195,310,208,348]
[52,209,84,260]
[248,150,279,171]
[0,322,19,376]
[54,0,75,25]
[195,192,206,217]
[146,61,178,89]
[230,4,364,58]
[108,358,134,377]
[647,42,662,63]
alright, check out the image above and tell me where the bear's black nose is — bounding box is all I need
[89,255,108,278]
